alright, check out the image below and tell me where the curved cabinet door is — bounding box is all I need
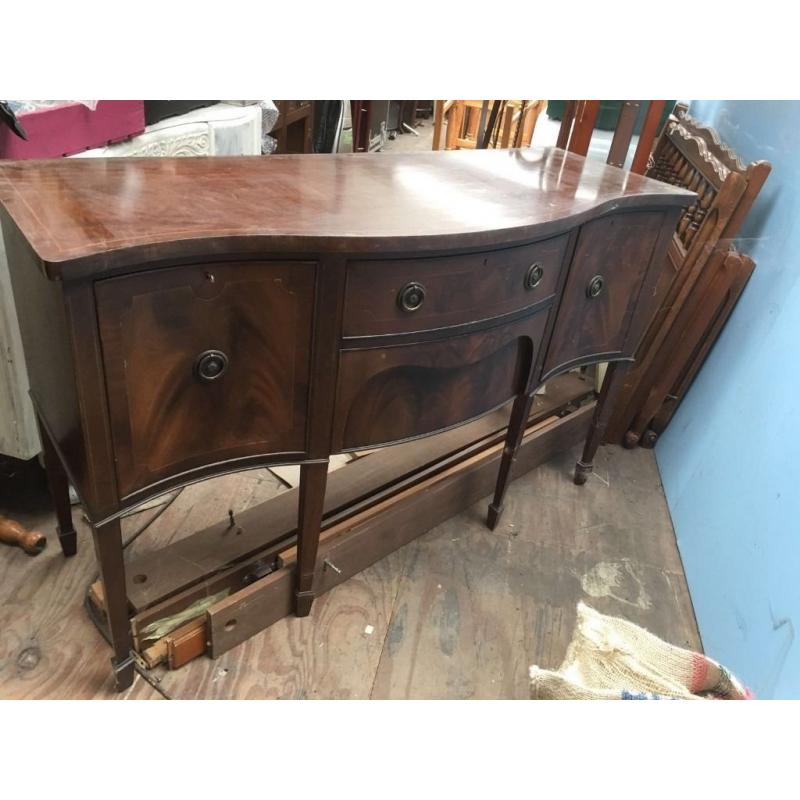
[95,261,315,499]
[332,311,548,452]
[541,211,664,380]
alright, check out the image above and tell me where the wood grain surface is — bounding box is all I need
[0,149,694,277]
[95,260,315,497]
[333,311,548,450]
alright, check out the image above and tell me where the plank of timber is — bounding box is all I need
[567,101,600,156]
[162,545,411,699]
[142,638,168,669]
[167,620,207,669]
[89,580,105,613]
[207,404,594,659]
[432,101,444,150]
[556,101,577,149]
[126,373,594,612]
[607,101,640,168]
[631,101,667,175]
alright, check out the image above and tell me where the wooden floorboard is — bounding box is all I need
[0,445,699,699]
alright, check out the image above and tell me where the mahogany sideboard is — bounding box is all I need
[0,148,694,690]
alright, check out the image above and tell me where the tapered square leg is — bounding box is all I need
[487,392,535,530]
[573,460,593,485]
[37,419,78,557]
[294,461,328,617]
[91,518,135,691]
[574,361,630,486]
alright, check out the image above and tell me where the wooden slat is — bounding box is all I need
[566,101,600,156]
[607,101,641,168]
[556,100,577,149]
[432,101,444,150]
[631,100,667,174]
[207,404,594,658]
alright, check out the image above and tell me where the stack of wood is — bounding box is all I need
[432,100,547,151]
[603,106,770,447]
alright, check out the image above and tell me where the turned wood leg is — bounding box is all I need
[487,392,535,530]
[295,461,328,617]
[91,518,135,691]
[36,419,77,557]
[574,361,631,486]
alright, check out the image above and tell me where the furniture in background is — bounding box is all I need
[635,246,756,445]
[0,102,271,461]
[0,101,145,158]
[76,102,267,157]
[143,101,218,126]
[432,101,547,151]
[350,102,434,152]
[556,100,670,173]
[271,101,314,153]
[0,148,692,690]
[602,107,771,447]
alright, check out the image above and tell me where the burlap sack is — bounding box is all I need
[530,602,751,700]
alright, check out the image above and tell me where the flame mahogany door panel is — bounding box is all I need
[333,310,548,451]
[541,211,666,379]
[95,261,315,500]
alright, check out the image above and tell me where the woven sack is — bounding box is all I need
[530,602,751,700]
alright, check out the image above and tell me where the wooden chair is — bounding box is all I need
[432,100,547,151]
[602,106,771,447]
[556,100,668,173]
[639,247,755,444]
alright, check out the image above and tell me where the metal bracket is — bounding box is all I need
[243,559,276,585]
[323,558,342,575]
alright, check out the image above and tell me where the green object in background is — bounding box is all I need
[547,101,675,136]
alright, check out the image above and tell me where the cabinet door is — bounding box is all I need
[332,311,548,452]
[96,261,315,499]
[541,211,664,379]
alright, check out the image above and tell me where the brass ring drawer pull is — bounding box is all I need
[524,262,544,290]
[586,275,605,299]
[194,350,229,382]
[397,281,426,312]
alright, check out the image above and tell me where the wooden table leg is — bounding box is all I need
[295,461,329,617]
[487,392,535,530]
[574,361,630,485]
[36,418,77,557]
[91,518,135,691]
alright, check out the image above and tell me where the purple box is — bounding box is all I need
[0,101,145,159]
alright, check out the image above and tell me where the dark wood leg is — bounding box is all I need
[295,461,328,617]
[575,361,631,485]
[37,419,77,557]
[487,392,535,530]
[91,518,135,691]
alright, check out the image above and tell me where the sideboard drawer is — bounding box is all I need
[95,261,315,498]
[542,211,664,378]
[342,235,569,338]
[332,310,548,451]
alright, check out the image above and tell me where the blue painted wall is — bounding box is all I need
[656,101,800,699]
